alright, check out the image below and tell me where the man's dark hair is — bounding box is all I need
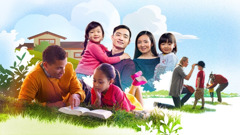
[42,45,66,64]
[113,25,132,39]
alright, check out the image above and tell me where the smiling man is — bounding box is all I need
[18,45,85,108]
[107,25,135,90]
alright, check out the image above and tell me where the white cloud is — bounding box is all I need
[153,71,173,91]
[14,14,82,42]
[0,30,23,68]
[123,5,167,41]
[10,0,120,50]
[123,5,198,43]
[170,31,198,40]
[70,0,120,49]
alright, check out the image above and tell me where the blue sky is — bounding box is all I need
[0,0,239,94]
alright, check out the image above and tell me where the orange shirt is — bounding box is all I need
[18,62,85,104]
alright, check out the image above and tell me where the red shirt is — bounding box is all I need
[91,84,135,112]
[209,74,228,88]
[196,70,205,88]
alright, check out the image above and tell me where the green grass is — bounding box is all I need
[28,50,79,69]
[0,94,158,133]
[0,113,9,122]
[142,90,171,98]
[199,101,230,105]
[173,105,216,113]
[142,90,239,99]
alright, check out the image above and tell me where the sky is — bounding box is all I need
[0,0,239,94]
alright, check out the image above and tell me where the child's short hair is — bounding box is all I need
[113,25,131,39]
[96,63,116,80]
[197,61,205,68]
[158,33,177,54]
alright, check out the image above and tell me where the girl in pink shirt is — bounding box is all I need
[75,21,130,79]
[91,63,145,111]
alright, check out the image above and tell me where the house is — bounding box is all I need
[16,31,84,61]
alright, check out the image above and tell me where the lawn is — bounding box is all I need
[0,94,183,135]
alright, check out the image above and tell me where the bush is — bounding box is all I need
[0,52,30,97]
[34,41,50,52]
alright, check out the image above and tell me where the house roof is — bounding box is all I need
[16,43,34,50]
[28,31,67,40]
[60,42,84,49]
[16,42,84,50]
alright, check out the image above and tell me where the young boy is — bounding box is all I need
[192,61,205,109]
[209,79,214,103]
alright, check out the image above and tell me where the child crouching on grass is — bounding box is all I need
[91,63,147,112]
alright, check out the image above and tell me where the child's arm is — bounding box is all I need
[196,77,200,89]
[91,88,102,107]
[88,43,124,64]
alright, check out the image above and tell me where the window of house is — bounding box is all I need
[74,52,82,58]
[39,39,55,45]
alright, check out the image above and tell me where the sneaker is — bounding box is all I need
[153,102,162,107]
[200,107,204,109]
[131,71,142,80]
[132,76,147,86]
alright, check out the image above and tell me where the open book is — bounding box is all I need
[58,106,113,119]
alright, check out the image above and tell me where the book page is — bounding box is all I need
[58,106,90,116]
[83,109,113,119]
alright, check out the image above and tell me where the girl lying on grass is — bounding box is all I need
[91,63,147,112]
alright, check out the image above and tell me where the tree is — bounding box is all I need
[34,41,50,52]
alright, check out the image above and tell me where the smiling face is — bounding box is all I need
[88,26,103,43]
[160,41,175,54]
[43,58,67,79]
[93,69,113,93]
[111,28,130,49]
[137,34,152,55]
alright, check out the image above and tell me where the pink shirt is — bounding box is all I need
[75,41,121,75]
[91,84,136,112]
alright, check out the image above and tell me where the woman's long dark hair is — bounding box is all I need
[133,31,158,59]
[81,21,104,56]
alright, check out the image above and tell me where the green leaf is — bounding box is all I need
[0,64,6,74]
[19,65,24,72]
[17,55,22,61]
[22,71,28,75]
[21,52,26,60]
[5,69,14,76]
[1,75,8,81]
[14,61,17,67]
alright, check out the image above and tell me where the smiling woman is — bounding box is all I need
[133,31,159,92]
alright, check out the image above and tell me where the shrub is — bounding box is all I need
[34,41,50,52]
[0,52,30,97]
